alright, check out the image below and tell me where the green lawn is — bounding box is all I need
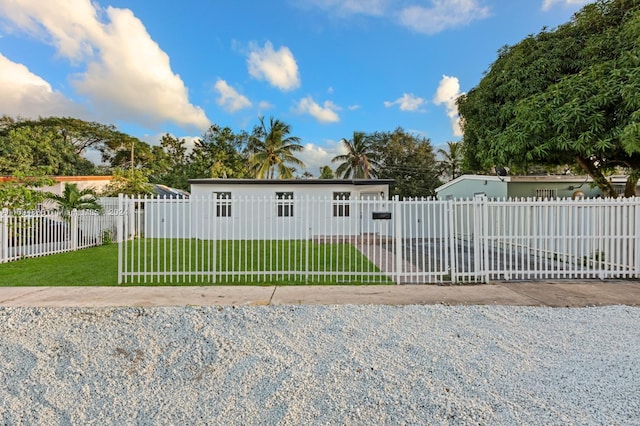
[0,244,118,286]
[0,239,391,286]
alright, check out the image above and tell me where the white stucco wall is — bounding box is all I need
[189,181,392,240]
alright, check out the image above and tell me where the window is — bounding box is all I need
[535,189,557,199]
[214,192,231,217]
[333,191,351,217]
[276,192,294,217]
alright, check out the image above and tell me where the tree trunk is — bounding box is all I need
[624,169,640,198]
[575,156,618,198]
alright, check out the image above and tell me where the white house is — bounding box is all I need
[182,179,395,240]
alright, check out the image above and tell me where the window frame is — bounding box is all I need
[332,191,351,217]
[276,192,294,217]
[214,191,232,217]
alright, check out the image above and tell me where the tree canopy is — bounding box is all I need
[332,132,380,179]
[457,0,640,197]
[370,128,441,198]
[247,117,304,179]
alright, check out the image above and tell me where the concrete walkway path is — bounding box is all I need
[0,281,639,308]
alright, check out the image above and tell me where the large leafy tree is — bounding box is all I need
[248,116,304,179]
[188,125,249,180]
[148,134,191,190]
[332,131,379,179]
[458,0,640,197]
[0,126,89,176]
[370,128,441,198]
[1,116,139,169]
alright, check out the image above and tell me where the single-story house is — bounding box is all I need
[0,175,113,197]
[176,178,395,240]
[435,174,639,200]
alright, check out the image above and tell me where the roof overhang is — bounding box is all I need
[188,178,395,186]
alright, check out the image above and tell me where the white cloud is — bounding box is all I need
[298,140,345,176]
[0,53,87,118]
[257,100,274,111]
[541,0,590,11]
[214,79,252,112]
[247,41,300,91]
[384,93,425,112]
[397,0,490,35]
[302,0,490,34]
[348,105,361,111]
[433,75,464,137]
[302,0,389,17]
[0,0,210,132]
[295,96,340,123]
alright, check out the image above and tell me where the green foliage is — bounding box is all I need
[319,165,335,179]
[44,183,103,219]
[248,116,305,179]
[437,141,465,181]
[458,0,640,197]
[370,128,441,198]
[0,173,54,212]
[332,132,380,179]
[0,125,84,176]
[148,134,191,190]
[102,168,153,196]
[0,116,150,176]
[188,125,250,180]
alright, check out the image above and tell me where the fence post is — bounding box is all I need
[394,195,403,284]
[117,194,124,285]
[473,195,488,283]
[635,197,640,278]
[70,209,79,251]
[447,199,457,284]
[305,195,310,284]
[1,209,8,264]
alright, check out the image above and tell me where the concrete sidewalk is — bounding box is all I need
[0,281,639,308]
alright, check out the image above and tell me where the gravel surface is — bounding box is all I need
[1,305,639,425]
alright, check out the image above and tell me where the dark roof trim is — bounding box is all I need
[188,178,395,186]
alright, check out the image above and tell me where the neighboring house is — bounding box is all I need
[152,184,190,198]
[177,178,395,240]
[0,175,113,198]
[436,174,639,200]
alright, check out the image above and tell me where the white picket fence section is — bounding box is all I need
[0,200,121,263]
[117,195,640,284]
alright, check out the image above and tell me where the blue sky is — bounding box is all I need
[0,0,592,174]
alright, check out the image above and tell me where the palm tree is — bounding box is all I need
[45,183,103,220]
[332,132,379,179]
[248,116,305,179]
[437,141,463,181]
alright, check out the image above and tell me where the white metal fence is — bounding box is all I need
[1,200,120,263]
[117,195,640,284]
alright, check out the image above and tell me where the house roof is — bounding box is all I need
[0,175,112,183]
[188,178,395,186]
[435,174,598,193]
[152,184,190,198]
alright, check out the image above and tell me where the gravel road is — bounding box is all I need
[1,305,639,425]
